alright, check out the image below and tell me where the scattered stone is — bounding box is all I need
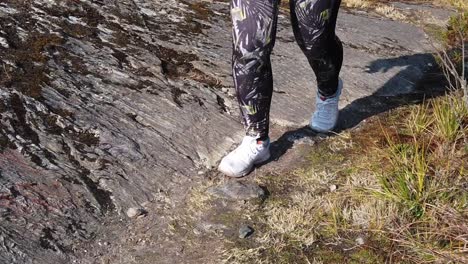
[355,237,365,245]
[238,225,254,239]
[193,228,202,236]
[0,208,10,217]
[135,115,144,123]
[207,181,266,201]
[126,207,147,219]
[329,185,338,192]
[197,221,228,233]
[98,241,110,246]
[0,36,9,48]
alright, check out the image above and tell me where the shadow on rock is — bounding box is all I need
[270,53,448,161]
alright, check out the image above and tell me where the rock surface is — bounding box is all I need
[207,181,266,201]
[0,0,450,263]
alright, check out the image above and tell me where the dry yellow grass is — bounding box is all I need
[187,180,215,213]
[342,0,467,23]
[375,4,407,20]
[433,0,468,10]
[343,0,374,9]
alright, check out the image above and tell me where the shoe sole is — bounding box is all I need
[219,152,271,178]
[309,119,338,133]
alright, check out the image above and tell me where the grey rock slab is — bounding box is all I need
[0,1,242,263]
[207,181,266,201]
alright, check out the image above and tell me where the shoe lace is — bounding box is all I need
[231,138,259,162]
[317,97,338,117]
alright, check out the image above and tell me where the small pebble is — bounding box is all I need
[355,237,365,245]
[193,228,202,236]
[239,225,254,239]
[126,207,147,218]
[135,115,144,123]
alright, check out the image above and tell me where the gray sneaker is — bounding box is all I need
[310,79,343,132]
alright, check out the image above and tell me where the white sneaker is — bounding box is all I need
[218,136,271,177]
[310,79,343,132]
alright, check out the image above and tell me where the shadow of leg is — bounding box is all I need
[270,53,448,161]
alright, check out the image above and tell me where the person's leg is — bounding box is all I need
[290,0,343,98]
[289,0,343,132]
[219,0,280,177]
[231,0,280,140]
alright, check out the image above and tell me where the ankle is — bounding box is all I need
[256,136,269,144]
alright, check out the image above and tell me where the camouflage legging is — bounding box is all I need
[231,0,343,139]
